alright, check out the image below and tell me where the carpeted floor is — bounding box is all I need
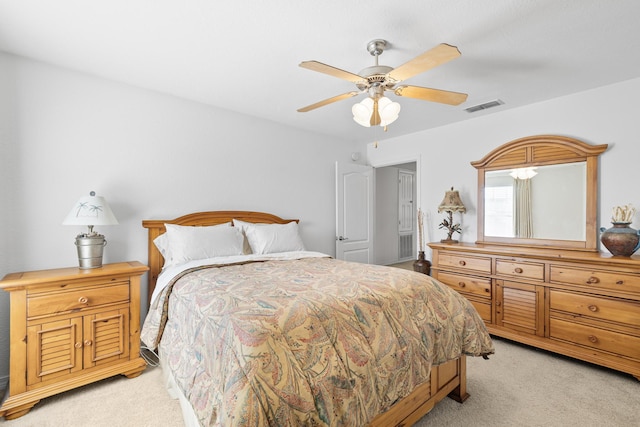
[1,337,637,426]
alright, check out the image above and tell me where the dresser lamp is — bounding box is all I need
[437,187,466,243]
[63,191,118,269]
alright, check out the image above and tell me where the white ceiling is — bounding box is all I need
[1,1,639,143]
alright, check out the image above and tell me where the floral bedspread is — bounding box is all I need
[141,256,494,426]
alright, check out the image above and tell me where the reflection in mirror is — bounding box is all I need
[484,162,587,241]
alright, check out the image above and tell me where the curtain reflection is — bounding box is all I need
[514,178,533,238]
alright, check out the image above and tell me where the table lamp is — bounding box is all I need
[63,191,118,269]
[437,187,466,243]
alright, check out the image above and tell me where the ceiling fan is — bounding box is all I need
[297,40,468,128]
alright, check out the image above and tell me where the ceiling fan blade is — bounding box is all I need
[386,43,461,83]
[394,85,468,105]
[299,61,367,85]
[297,91,360,112]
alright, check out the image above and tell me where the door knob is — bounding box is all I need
[337,236,349,241]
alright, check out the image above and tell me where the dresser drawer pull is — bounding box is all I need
[586,276,600,284]
[84,340,93,347]
[616,280,624,285]
[514,267,523,274]
[458,282,466,288]
[588,305,598,312]
[74,342,82,349]
[78,296,89,304]
[587,335,598,343]
[459,260,466,266]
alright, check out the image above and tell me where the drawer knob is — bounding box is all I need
[74,342,82,349]
[616,280,624,285]
[514,267,523,274]
[587,335,598,343]
[586,276,600,284]
[588,305,598,312]
[459,260,466,266]
[458,282,466,288]
[84,340,93,347]
[78,296,89,304]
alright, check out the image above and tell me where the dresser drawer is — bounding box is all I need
[437,271,491,299]
[550,265,640,294]
[438,253,491,274]
[550,289,640,327]
[28,283,130,318]
[496,259,544,281]
[550,318,640,360]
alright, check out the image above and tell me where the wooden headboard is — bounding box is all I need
[142,211,298,305]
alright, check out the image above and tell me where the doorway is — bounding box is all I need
[374,162,417,266]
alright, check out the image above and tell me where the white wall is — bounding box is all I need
[366,77,640,257]
[0,53,360,380]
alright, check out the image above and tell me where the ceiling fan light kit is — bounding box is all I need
[352,96,401,127]
[298,39,468,129]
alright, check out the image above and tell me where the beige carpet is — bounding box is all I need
[1,338,638,427]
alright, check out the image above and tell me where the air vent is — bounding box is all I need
[465,99,504,113]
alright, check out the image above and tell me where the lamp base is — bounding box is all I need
[75,234,107,269]
[440,239,459,244]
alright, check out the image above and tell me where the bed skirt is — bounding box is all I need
[160,351,200,427]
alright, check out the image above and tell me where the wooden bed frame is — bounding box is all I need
[142,210,469,426]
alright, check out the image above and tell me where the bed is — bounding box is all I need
[141,211,494,426]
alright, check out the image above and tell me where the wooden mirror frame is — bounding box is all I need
[471,135,608,251]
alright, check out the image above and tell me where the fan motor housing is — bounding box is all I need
[357,65,394,90]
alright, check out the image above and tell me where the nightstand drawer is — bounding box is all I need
[550,318,640,360]
[437,271,491,299]
[438,253,491,273]
[549,290,640,327]
[28,283,130,317]
[550,265,640,293]
[496,259,544,281]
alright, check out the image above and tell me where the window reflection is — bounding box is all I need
[485,185,514,237]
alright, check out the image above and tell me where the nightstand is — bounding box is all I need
[0,261,149,420]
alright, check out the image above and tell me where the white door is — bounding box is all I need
[335,161,374,263]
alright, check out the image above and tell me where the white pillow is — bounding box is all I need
[159,222,243,265]
[154,222,233,261]
[242,221,306,255]
[232,219,257,254]
[153,233,171,260]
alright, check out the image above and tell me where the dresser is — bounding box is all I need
[0,261,149,420]
[429,242,640,379]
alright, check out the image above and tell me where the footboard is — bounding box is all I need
[369,356,468,426]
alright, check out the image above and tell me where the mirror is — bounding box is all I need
[484,162,586,240]
[472,135,607,251]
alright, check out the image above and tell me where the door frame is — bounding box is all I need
[369,155,422,263]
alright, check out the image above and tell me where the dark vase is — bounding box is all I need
[600,222,640,257]
[413,251,431,275]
